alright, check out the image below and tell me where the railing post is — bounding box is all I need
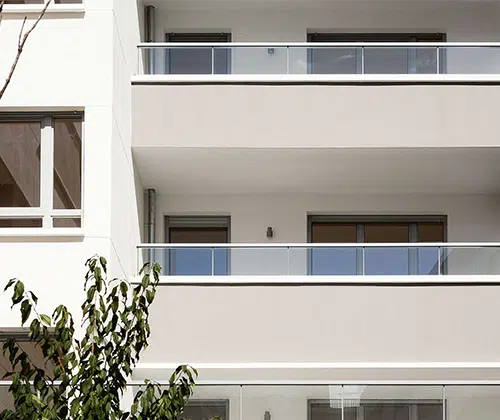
[211,247,215,276]
[437,246,441,276]
[360,46,365,75]
[287,246,290,275]
[362,246,366,275]
[211,47,215,75]
[436,46,440,74]
[286,46,290,75]
[341,385,345,420]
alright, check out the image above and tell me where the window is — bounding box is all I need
[165,33,231,75]
[181,400,229,420]
[165,216,230,275]
[0,113,83,229]
[309,399,442,420]
[309,216,445,275]
[307,33,446,75]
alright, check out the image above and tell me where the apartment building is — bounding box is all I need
[2,0,500,418]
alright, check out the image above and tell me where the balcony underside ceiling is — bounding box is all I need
[132,147,500,194]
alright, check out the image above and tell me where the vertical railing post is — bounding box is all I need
[211,47,215,75]
[436,46,440,74]
[360,46,365,75]
[437,246,441,276]
[211,247,215,276]
[341,385,345,420]
[362,246,366,275]
[287,246,291,275]
[239,385,243,420]
[286,46,290,75]
[442,386,446,420]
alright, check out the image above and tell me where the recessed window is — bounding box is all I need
[309,216,445,275]
[0,113,83,229]
[165,216,230,275]
[165,33,231,75]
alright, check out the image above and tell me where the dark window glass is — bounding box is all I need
[53,119,82,210]
[0,122,41,208]
[0,219,42,228]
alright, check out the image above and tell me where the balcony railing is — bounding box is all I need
[3,381,500,419]
[137,42,500,78]
[137,243,500,277]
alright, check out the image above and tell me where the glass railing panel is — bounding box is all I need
[445,46,500,74]
[306,46,360,74]
[229,47,288,74]
[308,247,358,275]
[230,247,289,275]
[417,247,441,275]
[441,247,500,275]
[243,386,342,420]
[364,247,410,275]
[362,47,439,74]
[445,386,500,420]
[342,385,443,420]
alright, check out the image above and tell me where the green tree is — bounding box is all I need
[1,256,197,419]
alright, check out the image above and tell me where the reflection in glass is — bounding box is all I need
[0,122,41,207]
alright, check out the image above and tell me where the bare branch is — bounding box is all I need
[0,0,52,100]
[0,0,5,29]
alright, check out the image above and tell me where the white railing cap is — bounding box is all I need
[138,41,500,48]
[137,242,500,249]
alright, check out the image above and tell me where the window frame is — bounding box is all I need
[0,112,84,230]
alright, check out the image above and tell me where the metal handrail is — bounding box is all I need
[137,242,500,249]
[137,42,500,48]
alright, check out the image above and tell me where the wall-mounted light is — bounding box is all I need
[267,227,274,239]
[265,411,271,420]
[267,48,275,55]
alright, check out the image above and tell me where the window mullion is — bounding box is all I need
[40,117,54,229]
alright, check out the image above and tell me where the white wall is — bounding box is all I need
[0,0,143,327]
[155,193,500,243]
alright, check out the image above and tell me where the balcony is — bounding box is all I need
[137,243,500,282]
[135,42,500,83]
[3,382,500,419]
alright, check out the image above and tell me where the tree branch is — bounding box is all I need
[0,0,52,100]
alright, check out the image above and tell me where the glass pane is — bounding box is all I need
[417,247,440,275]
[446,47,500,74]
[0,219,42,228]
[169,227,228,244]
[231,47,287,75]
[418,223,444,242]
[311,223,357,242]
[53,119,82,209]
[309,47,358,74]
[0,122,41,207]
[442,247,500,275]
[167,248,227,276]
[344,386,442,420]
[167,47,229,75]
[364,48,409,74]
[445,386,500,420]
[230,248,288,275]
[245,386,342,420]
[53,218,81,228]
[311,248,357,275]
[55,0,83,3]
[413,48,438,74]
[364,224,409,275]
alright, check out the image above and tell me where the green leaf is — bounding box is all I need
[40,314,51,326]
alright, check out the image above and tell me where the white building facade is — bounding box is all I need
[2,0,500,418]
